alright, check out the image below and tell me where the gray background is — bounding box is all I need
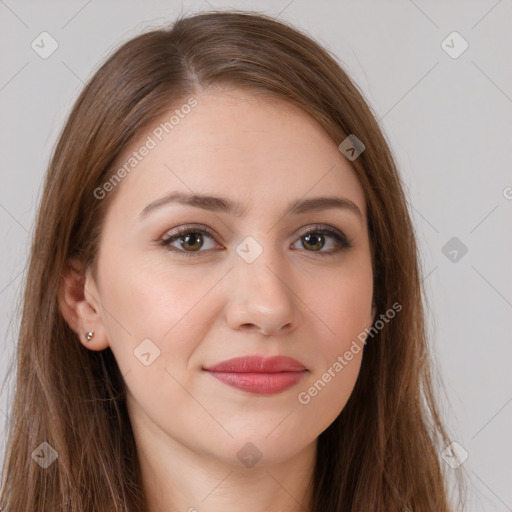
[1,1,511,510]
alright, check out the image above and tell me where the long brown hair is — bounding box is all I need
[0,10,463,511]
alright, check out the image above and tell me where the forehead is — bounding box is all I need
[105,87,366,221]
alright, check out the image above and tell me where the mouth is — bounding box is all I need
[203,355,308,395]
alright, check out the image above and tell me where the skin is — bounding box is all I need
[60,86,375,512]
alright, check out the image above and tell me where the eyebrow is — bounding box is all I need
[139,191,363,220]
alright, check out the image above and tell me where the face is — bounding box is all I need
[84,87,374,467]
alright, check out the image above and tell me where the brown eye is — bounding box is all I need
[302,232,325,251]
[177,232,204,251]
[161,226,221,257]
[292,226,352,255]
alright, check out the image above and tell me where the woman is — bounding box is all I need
[0,10,463,511]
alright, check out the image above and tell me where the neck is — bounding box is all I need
[134,418,316,512]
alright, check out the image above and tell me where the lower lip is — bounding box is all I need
[205,371,307,395]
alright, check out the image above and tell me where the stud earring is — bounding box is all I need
[85,331,94,342]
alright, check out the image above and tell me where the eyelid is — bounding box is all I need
[160,223,352,256]
[161,224,218,243]
[160,224,223,257]
[292,224,353,254]
[294,224,349,242]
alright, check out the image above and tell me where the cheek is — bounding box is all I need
[98,255,227,381]
[295,350,362,438]
[100,265,215,424]
[295,258,371,424]
[310,284,368,387]
[314,261,373,343]
[296,293,367,434]
[100,253,202,335]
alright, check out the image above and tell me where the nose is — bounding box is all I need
[225,246,301,336]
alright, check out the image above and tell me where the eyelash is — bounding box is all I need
[160,224,353,258]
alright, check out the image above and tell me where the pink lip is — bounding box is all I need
[203,355,307,395]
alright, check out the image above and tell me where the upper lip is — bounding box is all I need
[203,355,307,373]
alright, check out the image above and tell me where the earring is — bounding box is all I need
[85,331,94,342]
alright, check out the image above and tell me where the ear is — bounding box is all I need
[58,258,109,351]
